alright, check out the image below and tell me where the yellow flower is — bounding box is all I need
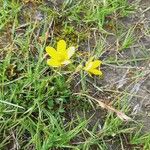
[83,58,102,76]
[46,40,75,67]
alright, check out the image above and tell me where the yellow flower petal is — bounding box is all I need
[89,69,102,75]
[67,46,75,58]
[46,40,75,68]
[84,59,102,71]
[84,62,93,71]
[91,60,102,68]
[47,59,61,67]
[46,46,57,59]
[57,40,66,53]
[56,52,68,62]
[83,59,103,76]
[85,57,94,66]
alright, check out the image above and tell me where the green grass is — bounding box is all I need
[0,0,150,149]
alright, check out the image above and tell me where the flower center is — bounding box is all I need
[57,52,68,62]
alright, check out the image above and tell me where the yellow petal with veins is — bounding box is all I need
[47,59,61,67]
[83,59,103,76]
[84,62,93,71]
[46,46,57,59]
[57,40,66,53]
[89,69,102,75]
[91,60,102,68]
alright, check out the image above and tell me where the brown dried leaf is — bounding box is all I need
[81,94,132,122]
[96,100,132,121]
